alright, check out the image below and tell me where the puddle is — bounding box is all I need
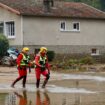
[0,89,105,105]
[47,85,96,93]
[0,73,105,104]
[0,83,96,94]
[61,74,105,81]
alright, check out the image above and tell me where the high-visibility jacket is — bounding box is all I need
[35,53,49,70]
[17,53,30,67]
[39,55,47,66]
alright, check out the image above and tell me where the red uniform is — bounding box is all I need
[17,53,27,76]
[35,53,50,79]
[35,53,50,88]
[11,52,30,88]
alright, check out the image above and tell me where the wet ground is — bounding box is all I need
[0,67,105,105]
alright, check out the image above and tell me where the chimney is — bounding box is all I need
[43,0,54,12]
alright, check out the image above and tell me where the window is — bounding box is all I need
[0,22,4,34]
[73,22,80,31]
[91,48,99,56]
[5,21,15,38]
[60,21,66,31]
[60,21,80,32]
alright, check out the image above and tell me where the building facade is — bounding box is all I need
[0,0,105,55]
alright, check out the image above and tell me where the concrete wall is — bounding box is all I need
[22,16,105,54]
[0,7,23,45]
[23,17,105,46]
[17,45,105,54]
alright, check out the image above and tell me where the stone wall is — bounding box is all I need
[11,45,105,55]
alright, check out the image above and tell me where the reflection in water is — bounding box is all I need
[74,93,81,105]
[4,90,50,105]
[5,93,16,105]
[74,80,81,105]
[36,90,50,105]
[14,90,33,105]
[14,90,27,105]
[62,97,66,105]
[75,80,79,88]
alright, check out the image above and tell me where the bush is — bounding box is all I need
[68,59,79,65]
[79,56,94,65]
[47,51,55,62]
[0,34,9,58]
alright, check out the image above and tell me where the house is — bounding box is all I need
[0,0,105,55]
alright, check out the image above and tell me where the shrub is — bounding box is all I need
[47,51,55,62]
[0,34,9,58]
[79,56,94,65]
[68,59,79,66]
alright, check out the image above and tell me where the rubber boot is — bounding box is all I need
[36,79,40,88]
[23,76,27,88]
[11,76,23,88]
[42,79,48,88]
[42,74,50,88]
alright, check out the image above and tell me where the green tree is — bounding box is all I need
[64,0,102,10]
[0,34,9,58]
[100,0,105,11]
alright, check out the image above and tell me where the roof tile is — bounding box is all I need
[0,0,105,19]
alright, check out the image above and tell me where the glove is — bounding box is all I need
[17,65,22,69]
[48,70,50,75]
[29,67,31,73]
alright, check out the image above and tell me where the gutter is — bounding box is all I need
[0,3,20,15]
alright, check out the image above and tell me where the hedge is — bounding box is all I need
[0,34,9,58]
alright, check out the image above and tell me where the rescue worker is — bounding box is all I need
[11,47,31,88]
[35,47,50,88]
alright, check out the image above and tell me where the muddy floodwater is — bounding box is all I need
[1,67,105,105]
[0,72,105,105]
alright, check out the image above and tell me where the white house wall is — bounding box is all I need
[23,17,105,46]
[0,7,23,46]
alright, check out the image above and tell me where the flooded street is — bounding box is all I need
[0,78,105,105]
[0,67,105,105]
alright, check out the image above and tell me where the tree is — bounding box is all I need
[64,0,102,11]
[0,34,9,58]
[100,0,105,11]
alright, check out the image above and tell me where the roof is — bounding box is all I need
[0,0,105,19]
